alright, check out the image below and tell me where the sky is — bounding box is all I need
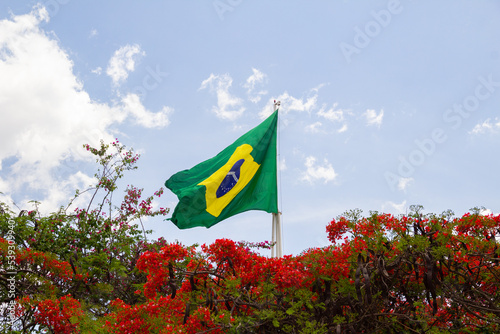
[1,1,499,256]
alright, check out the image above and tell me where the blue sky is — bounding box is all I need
[1,1,499,255]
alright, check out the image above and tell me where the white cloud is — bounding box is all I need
[0,6,119,162]
[363,109,384,127]
[283,92,317,112]
[0,176,14,208]
[89,29,98,38]
[317,103,349,133]
[310,83,328,93]
[120,93,172,128]
[305,122,323,134]
[382,200,407,214]
[337,124,348,133]
[0,7,171,213]
[397,177,413,191]
[260,91,318,118]
[480,208,493,216]
[91,66,102,75]
[199,73,245,121]
[479,208,500,216]
[301,156,337,184]
[244,68,265,89]
[317,103,344,122]
[243,68,267,103]
[37,171,95,213]
[106,44,145,86]
[278,157,287,171]
[470,118,500,135]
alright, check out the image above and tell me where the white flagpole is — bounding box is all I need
[272,212,282,257]
[272,100,282,258]
[271,213,276,258]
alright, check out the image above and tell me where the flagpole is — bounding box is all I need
[271,213,276,258]
[272,100,282,258]
[272,212,282,257]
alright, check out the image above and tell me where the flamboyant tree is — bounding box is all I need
[102,207,500,333]
[1,140,500,333]
[0,140,169,333]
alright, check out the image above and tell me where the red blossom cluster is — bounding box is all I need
[33,295,83,334]
[0,238,83,283]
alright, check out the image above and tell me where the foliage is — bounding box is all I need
[1,141,500,333]
[102,209,500,333]
[0,140,168,333]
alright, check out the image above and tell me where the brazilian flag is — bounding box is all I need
[165,110,278,229]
